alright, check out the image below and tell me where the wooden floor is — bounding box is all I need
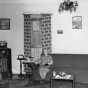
[0,79,50,88]
[0,79,88,88]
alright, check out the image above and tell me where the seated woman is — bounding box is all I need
[38,49,53,80]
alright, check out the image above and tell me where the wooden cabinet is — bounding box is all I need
[0,48,12,79]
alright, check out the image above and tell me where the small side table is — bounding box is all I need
[50,72,75,88]
[17,54,27,79]
[51,78,75,88]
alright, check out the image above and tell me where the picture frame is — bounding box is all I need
[57,30,63,34]
[72,16,82,29]
[0,18,10,30]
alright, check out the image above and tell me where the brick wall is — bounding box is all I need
[40,14,52,54]
[24,14,32,57]
[24,14,52,58]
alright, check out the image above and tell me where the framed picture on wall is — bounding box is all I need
[0,18,10,30]
[72,16,82,29]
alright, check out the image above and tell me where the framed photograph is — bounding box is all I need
[57,30,63,34]
[72,16,82,29]
[0,18,10,30]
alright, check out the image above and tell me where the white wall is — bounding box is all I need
[0,3,24,74]
[0,1,56,74]
[0,0,88,73]
[52,0,88,54]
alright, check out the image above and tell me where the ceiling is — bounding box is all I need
[0,0,57,4]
